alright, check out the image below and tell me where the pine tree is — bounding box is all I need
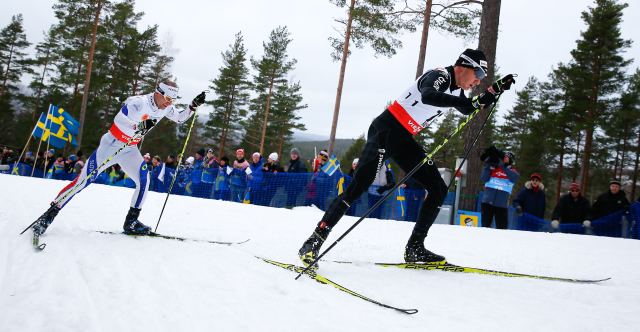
[268,81,308,157]
[498,76,539,155]
[339,134,366,174]
[243,26,296,155]
[567,0,631,193]
[0,14,32,96]
[206,32,251,157]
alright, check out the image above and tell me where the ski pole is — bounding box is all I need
[20,131,143,235]
[154,93,205,232]
[295,101,502,279]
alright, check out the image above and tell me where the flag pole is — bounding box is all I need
[13,120,39,176]
[42,105,54,178]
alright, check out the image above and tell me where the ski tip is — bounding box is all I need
[402,309,419,315]
[35,243,46,251]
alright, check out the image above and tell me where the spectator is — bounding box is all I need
[591,179,630,220]
[151,155,165,192]
[286,148,307,173]
[513,172,546,218]
[165,155,177,169]
[247,152,265,205]
[191,148,208,198]
[286,148,308,207]
[49,155,67,180]
[480,151,520,229]
[367,160,395,219]
[551,182,591,229]
[312,149,329,173]
[143,153,152,168]
[214,156,231,200]
[201,148,218,188]
[23,151,35,167]
[349,158,359,177]
[204,148,219,169]
[263,152,284,173]
[66,155,78,174]
[230,148,249,202]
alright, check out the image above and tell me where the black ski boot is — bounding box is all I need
[298,222,332,270]
[123,207,152,235]
[404,232,446,264]
[32,204,61,236]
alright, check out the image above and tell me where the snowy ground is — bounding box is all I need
[1,174,639,332]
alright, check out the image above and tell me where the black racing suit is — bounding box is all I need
[319,66,476,238]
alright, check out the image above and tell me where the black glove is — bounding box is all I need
[137,119,157,135]
[190,91,206,110]
[472,91,497,109]
[491,74,516,94]
[376,186,386,194]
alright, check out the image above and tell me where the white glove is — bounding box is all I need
[583,220,591,228]
[551,220,560,229]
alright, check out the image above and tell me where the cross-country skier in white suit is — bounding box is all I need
[32,81,206,236]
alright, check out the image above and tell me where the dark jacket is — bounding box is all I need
[513,180,546,218]
[480,162,520,209]
[263,161,284,173]
[551,193,591,223]
[591,190,630,220]
[286,158,307,173]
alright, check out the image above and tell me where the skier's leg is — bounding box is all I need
[390,136,447,263]
[117,150,152,235]
[33,134,122,235]
[299,120,390,267]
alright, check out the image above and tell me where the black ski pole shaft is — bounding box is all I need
[154,104,200,233]
[445,94,502,193]
[295,103,488,280]
[19,131,143,235]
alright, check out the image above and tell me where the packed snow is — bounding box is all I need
[1,174,639,331]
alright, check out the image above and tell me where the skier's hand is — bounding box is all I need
[190,91,206,110]
[471,92,496,109]
[490,74,516,94]
[137,119,157,135]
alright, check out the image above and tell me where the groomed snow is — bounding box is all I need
[1,174,639,331]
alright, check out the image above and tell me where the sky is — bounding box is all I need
[3,0,640,140]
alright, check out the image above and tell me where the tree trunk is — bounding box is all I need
[556,139,565,204]
[460,0,501,211]
[619,123,629,179]
[580,125,594,194]
[328,0,356,155]
[32,47,52,121]
[77,0,103,149]
[218,89,236,157]
[572,131,581,182]
[259,76,275,155]
[612,139,620,178]
[415,0,433,79]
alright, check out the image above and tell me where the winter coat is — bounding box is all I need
[287,158,307,173]
[191,157,204,184]
[591,190,630,220]
[480,162,520,209]
[215,165,231,191]
[247,158,264,189]
[551,193,591,223]
[230,158,249,187]
[263,161,284,173]
[513,181,546,218]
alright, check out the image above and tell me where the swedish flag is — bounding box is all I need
[32,105,79,149]
[321,155,341,176]
[396,186,406,218]
[243,188,251,204]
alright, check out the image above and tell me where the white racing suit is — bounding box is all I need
[54,93,193,209]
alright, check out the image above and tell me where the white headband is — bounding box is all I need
[156,82,179,99]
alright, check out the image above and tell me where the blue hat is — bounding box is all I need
[69,154,78,162]
[48,149,55,154]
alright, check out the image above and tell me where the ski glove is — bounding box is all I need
[491,74,516,94]
[471,92,496,109]
[137,119,157,135]
[190,91,206,110]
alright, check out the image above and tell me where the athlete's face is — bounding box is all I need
[457,67,482,90]
[153,92,173,109]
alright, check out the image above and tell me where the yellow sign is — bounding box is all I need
[458,210,481,227]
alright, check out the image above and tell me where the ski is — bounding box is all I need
[257,256,418,315]
[95,231,250,246]
[328,260,610,284]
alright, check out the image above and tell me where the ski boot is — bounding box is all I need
[123,207,152,235]
[32,203,61,236]
[404,232,446,264]
[298,222,332,271]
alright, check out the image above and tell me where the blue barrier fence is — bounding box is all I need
[2,162,454,222]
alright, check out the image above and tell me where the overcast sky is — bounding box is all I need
[3,0,640,139]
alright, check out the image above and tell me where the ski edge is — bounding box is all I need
[256,256,418,315]
[328,260,611,284]
[95,230,250,246]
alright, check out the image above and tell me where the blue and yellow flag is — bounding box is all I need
[32,105,79,148]
[321,155,341,176]
[243,188,251,204]
[396,186,406,218]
